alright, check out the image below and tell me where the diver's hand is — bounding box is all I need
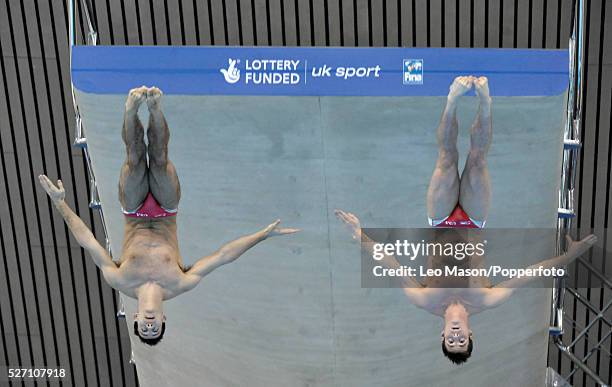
[565,234,597,259]
[334,209,362,240]
[38,175,66,205]
[261,220,300,239]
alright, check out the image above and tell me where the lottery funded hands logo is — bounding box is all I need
[220,58,240,84]
[403,59,423,85]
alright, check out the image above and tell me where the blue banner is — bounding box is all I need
[72,46,568,96]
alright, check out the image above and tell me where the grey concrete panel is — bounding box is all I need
[74,90,565,386]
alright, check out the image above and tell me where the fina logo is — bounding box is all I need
[220,58,240,84]
[403,59,423,85]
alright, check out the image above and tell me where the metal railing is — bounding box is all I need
[69,0,118,303]
[548,0,611,385]
[550,0,585,339]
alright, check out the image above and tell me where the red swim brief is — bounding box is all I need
[428,205,484,228]
[122,192,177,218]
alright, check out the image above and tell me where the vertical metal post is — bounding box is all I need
[81,0,98,45]
[69,0,123,322]
[550,0,585,336]
[69,0,100,206]
[68,0,75,47]
[547,1,607,386]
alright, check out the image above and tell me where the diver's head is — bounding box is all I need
[133,318,166,345]
[441,302,473,364]
[441,336,473,364]
[134,283,166,345]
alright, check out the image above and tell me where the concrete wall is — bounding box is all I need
[75,91,565,386]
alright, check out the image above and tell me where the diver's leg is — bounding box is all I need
[145,87,181,210]
[118,86,149,211]
[427,76,472,222]
[459,76,492,223]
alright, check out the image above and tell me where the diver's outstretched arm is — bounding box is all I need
[179,220,299,291]
[483,234,598,307]
[38,175,119,281]
[334,209,424,289]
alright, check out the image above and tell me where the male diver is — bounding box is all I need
[39,86,299,345]
[335,75,597,364]
[335,209,596,365]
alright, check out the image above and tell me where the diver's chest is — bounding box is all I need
[121,246,180,279]
[123,249,176,270]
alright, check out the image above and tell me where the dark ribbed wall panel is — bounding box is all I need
[569,0,611,386]
[0,0,136,386]
[0,1,609,386]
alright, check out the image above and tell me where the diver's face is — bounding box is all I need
[442,320,471,353]
[134,312,165,340]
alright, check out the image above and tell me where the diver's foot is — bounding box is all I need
[146,86,163,111]
[448,76,473,102]
[126,86,148,113]
[474,76,491,104]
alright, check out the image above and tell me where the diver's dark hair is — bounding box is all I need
[441,337,473,365]
[133,321,166,346]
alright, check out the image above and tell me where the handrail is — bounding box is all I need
[553,338,610,387]
[550,0,585,335]
[548,1,610,386]
[68,0,116,299]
